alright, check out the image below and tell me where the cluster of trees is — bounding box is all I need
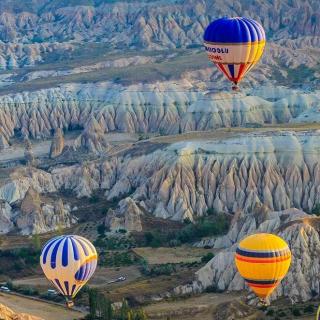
[141,262,176,276]
[265,304,315,318]
[100,251,137,267]
[311,203,320,216]
[86,289,147,320]
[0,246,40,274]
[143,213,229,248]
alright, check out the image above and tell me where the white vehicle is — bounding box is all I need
[47,289,58,295]
[0,286,10,292]
[117,276,126,282]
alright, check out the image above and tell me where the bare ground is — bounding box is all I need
[132,246,211,265]
[0,293,83,320]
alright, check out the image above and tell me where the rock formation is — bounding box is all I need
[0,84,317,141]
[48,130,320,221]
[174,208,320,302]
[0,200,13,234]
[24,138,36,166]
[105,197,143,232]
[0,1,317,50]
[74,118,110,155]
[16,186,74,235]
[49,128,65,158]
[1,129,320,226]
[0,303,43,320]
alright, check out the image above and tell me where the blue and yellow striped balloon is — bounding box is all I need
[204,17,266,88]
[40,235,98,305]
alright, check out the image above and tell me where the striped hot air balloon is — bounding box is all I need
[235,233,291,303]
[204,17,266,90]
[40,235,98,307]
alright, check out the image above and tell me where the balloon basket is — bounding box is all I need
[66,300,74,308]
[259,298,269,307]
[231,84,240,92]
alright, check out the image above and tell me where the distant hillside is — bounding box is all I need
[0,0,317,45]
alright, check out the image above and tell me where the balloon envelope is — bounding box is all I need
[235,233,291,300]
[40,235,98,301]
[204,17,266,85]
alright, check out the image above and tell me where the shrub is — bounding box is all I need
[201,252,214,263]
[278,310,286,317]
[266,309,274,316]
[292,308,301,316]
[206,208,217,216]
[141,263,176,277]
[304,304,314,313]
[311,203,320,216]
[97,224,106,236]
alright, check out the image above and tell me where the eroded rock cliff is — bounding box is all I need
[175,208,320,302]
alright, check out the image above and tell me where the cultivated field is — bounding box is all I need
[132,246,211,265]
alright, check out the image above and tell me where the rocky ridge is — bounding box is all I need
[0,303,43,320]
[0,84,318,145]
[174,207,320,302]
[0,130,320,232]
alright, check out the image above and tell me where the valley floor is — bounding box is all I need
[0,292,83,320]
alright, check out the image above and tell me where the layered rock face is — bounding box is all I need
[0,130,319,234]
[48,131,320,221]
[175,208,320,302]
[0,0,317,48]
[0,84,318,141]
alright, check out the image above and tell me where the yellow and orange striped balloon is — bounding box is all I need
[235,233,291,300]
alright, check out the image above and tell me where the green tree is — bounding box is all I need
[120,299,130,320]
[31,233,41,251]
[201,252,214,263]
[88,288,98,318]
[311,203,320,216]
[132,309,148,320]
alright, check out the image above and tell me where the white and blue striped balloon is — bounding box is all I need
[40,235,98,299]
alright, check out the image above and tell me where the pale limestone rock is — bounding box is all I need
[0,303,43,320]
[105,197,143,232]
[24,138,36,166]
[48,131,320,221]
[0,84,317,141]
[0,200,13,234]
[49,128,65,158]
[17,187,74,235]
[180,208,320,302]
[0,167,56,204]
[74,118,110,155]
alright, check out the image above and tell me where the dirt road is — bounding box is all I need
[0,293,84,320]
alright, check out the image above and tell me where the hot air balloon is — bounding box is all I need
[204,17,266,91]
[40,235,98,308]
[235,233,291,304]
